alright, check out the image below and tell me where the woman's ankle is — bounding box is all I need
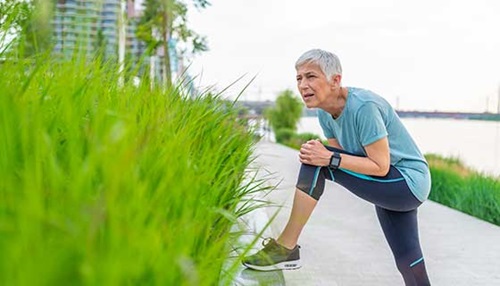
[276,238,297,250]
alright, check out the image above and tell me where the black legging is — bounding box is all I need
[296,146,431,286]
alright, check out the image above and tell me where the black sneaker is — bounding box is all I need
[242,238,301,271]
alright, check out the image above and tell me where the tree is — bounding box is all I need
[264,89,303,133]
[137,0,209,88]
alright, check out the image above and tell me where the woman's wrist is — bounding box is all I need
[324,151,333,166]
[328,151,342,169]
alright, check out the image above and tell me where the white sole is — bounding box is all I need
[243,260,302,271]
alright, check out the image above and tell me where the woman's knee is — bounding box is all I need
[296,164,327,200]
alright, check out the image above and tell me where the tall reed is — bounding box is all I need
[426,154,500,226]
[0,51,259,285]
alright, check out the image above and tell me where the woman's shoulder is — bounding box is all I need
[349,87,384,102]
[348,87,392,111]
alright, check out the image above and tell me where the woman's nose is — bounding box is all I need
[298,79,307,90]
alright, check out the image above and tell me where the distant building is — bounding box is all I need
[54,0,112,58]
[125,0,147,67]
[52,0,145,61]
[52,0,187,86]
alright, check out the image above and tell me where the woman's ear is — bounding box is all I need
[330,74,342,88]
[334,74,342,85]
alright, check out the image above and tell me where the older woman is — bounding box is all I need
[243,49,432,286]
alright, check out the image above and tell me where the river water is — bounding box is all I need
[297,117,500,177]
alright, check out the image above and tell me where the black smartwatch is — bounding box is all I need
[329,151,342,169]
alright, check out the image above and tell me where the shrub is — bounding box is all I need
[274,128,296,143]
[284,132,322,150]
[264,89,303,133]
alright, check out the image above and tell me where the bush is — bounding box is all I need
[283,132,322,149]
[295,132,322,142]
[274,128,296,143]
[264,89,303,133]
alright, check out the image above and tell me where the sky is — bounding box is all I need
[186,0,500,112]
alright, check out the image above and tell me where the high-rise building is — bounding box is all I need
[53,0,135,60]
[125,0,147,69]
[53,0,98,57]
[52,0,185,86]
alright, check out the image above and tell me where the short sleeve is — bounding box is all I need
[318,110,335,138]
[356,102,388,146]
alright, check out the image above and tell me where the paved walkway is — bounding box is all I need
[231,140,500,286]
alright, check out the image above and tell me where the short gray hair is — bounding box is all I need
[295,49,342,80]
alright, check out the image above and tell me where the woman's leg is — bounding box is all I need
[245,145,430,278]
[277,188,318,249]
[274,164,329,249]
[291,146,430,284]
[376,207,431,286]
[242,165,323,271]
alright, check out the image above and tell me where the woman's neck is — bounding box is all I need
[324,87,348,118]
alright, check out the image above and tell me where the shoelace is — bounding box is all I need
[261,237,278,250]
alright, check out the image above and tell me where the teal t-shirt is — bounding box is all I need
[317,87,431,202]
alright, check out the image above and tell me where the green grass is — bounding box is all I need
[426,154,500,226]
[0,52,261,285]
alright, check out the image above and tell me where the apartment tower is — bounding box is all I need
[53,0,141,60]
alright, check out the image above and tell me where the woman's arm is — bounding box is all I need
[299,138,391,177]
[327,138,343,149]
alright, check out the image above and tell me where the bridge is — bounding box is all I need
[396,110,500,121]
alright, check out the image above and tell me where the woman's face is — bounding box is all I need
[296,62,339,109]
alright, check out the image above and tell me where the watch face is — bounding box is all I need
[330,157,340,167]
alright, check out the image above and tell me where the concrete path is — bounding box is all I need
[231,140,500,286]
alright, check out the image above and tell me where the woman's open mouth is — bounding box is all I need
[303,93,314,99]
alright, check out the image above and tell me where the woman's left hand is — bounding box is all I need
[299,140,332,166]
